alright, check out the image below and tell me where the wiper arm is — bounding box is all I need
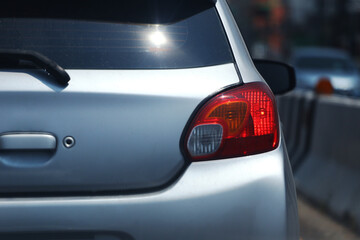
[0,49,70,85]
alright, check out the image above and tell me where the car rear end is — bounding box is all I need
[292,47,360,95]
[0,0,298,239]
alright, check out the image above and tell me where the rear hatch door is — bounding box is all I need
[0,0,239,194]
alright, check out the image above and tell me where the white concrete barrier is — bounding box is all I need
[277,91,316,168]
[290,92,316,169]
[277,93,295,144]
[286,91,305,160]
[294,95,360,231]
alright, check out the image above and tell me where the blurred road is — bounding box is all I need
[298,196,360,240]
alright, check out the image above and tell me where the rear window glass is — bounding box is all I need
[296,57,355,72]
[0,1,234,69]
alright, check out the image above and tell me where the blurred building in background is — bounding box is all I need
[228,0,288,59]
[228,0,360,65]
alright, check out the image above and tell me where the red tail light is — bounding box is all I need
[184,82,279,161]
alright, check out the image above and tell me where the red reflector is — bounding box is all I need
[184,82,279,161]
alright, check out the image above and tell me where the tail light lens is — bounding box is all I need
[184,82,279,161]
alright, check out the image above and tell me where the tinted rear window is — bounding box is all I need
[296,57,355,72]
[0,0,234,69]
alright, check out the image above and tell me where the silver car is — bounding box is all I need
[0,0,298,239]
[291,47,360,95]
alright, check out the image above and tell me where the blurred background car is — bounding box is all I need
[291,47,360,95]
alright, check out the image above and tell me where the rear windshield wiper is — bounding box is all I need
[0,49,70,85]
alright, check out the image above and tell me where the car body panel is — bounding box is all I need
[0,136,298,240]
[0,1,299,239]
[216,0,265,84]
[0,64,239,193]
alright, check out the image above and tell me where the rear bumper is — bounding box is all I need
[0,138,298,240]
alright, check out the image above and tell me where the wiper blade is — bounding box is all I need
[0,49,70,85]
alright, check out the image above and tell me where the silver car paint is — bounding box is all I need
[0,137,297,240]
[0,64,239,96]
[0,64,239,192]
[0,1,299,239]
[216,0,265,84]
